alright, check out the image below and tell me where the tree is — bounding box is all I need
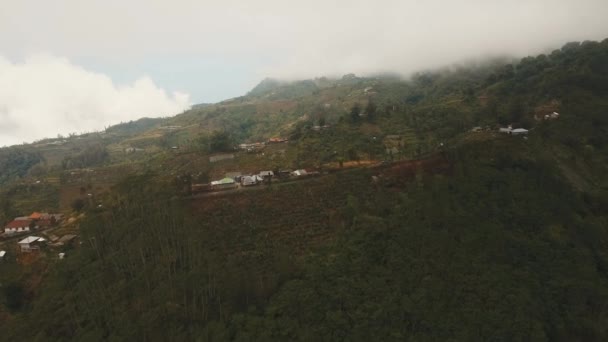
[196,135,210,153]
[508,100,525,123]
[3,282,26,312]
[27,163,47,178]
[209,131,235,153]
[174,173,193,195]
[463,87,475,103]
[71,198,85,212]
[347,148,359,162]
[61,145,108,170]
[365,101,377,122]
[350,103,361,122]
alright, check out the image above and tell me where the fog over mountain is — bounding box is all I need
[1,0,607,146]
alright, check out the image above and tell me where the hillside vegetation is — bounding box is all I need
[1,38,608,341]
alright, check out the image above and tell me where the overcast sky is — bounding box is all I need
[1,0,608,147]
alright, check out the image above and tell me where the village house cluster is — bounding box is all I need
[3,212,63,235]
[208,170,276,190]
[2,212,75,258]
[471,112,560,137]
[192,168,316,194]
[498,125,529,135]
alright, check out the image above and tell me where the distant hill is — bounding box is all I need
[247,77,319,99]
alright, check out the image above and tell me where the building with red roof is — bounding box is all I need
[4,220,32,234]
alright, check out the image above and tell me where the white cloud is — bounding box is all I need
[0,54,190,147]
[2,0,607,80]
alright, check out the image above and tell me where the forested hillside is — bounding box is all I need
[5,138,608,340]
[2,38,608,341]
[0,147,43,186]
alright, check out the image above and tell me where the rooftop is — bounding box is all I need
[5,220,32,228]
[18,236,43,244]
[30,212,46,219]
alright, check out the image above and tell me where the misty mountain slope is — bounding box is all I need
[2,38,608,341]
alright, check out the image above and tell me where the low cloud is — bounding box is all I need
[0,54,190,147]
[256,1,608,79]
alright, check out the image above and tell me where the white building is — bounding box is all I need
[18,236,46,252]
[544,112,560,120]
[4,220,32,234]
[511,128,529,135]
[259,171,274,178]
[241,176,258,186]
[291,169,308,177]
[499,127,512,134]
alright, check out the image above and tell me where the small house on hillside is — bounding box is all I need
[210,177,237,190]
[499,126,512,134]
[268,137,288,144]
[259,171,274,179]
[239,143,265,152]
[241,175,259,186]
[511,128,529,136]
[4,220,32,234]
[29,212,43,220]
[0,250,6,260]
[291,169,308,177]
[18,236,46,252]
[124,147,144,153]
[544,112,560,120]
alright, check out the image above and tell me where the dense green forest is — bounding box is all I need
[4,139,608,341]
[2,39,608,340]
[0,147,43,186]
